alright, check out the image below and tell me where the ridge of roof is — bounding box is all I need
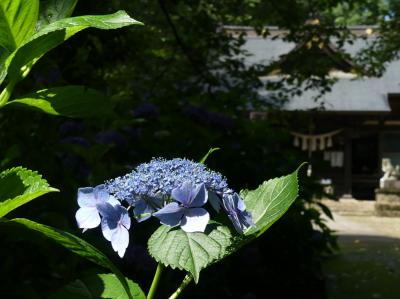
[224,25,379,37]
[223,25,379,30]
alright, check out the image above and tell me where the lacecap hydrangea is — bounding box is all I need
[75,158,254,257]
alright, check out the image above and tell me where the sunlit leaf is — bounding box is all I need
[6,10,143,81]
[50,273,145,299]
[6,85,112,118]
[243,164,303,236]
[148,222,232,283]
[0,0,39,53]
[0,167,58,217]
[4,218,134,299]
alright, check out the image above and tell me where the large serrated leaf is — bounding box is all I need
[6,85,112,118]
[0,0,39,53]
[6,10,143,81]
[147,166,302,282]
[243,165,302,237]
[0,167,58,217]
[3,218,134,299]
[147,222,232,283]
[50,273,145,299]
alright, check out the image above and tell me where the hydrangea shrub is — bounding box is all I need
[75,156,302,296]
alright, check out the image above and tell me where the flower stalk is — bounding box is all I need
[168,274,193,299]
[147,262,164,299]
[0,80,16,108]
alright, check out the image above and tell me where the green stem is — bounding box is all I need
[147,263,164,299]
[168,274,193,299]
[0,80,16,108]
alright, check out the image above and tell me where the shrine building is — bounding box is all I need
[229,25,400,200]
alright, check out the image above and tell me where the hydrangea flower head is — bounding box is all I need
[105,158,228,216]
[153,181,210,232]
[75,157,254,259]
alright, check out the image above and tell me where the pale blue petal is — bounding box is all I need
[133,199,153,222]
[153,202,184,227]
[107,195,121,207]
[227,213,242,233]
[222,193,254,233]
[101,218,115,241]
[75,206,101,229]
[208,191,221,212]
[171,181,193,205]
[94,184,110,203]
[98,203,129,228]
[77,187,95,207]
[96,202,119,224]
[148,195,164,210]
[188,183,208,208]
[235,194,246,211]
[240,210,255,227]
[181,208,209,233]
[111,226,129,258]
[228,210,254,233]
[101,205,130,242]
[222,193,233,212]
[116,205,131,229]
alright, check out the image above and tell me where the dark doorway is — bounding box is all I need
[351,134,379,199]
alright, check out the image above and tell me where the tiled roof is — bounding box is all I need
[235,26,399,112]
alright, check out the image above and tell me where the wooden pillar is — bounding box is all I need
[378,116,385,176]
[343,128,353,198]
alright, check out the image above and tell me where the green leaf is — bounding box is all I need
[6,10,143,81]
[6,85,112,118]
[147,222,232,283]
[147,166,303,282]
[317,201,334,220]
[5,218,134,299]
[36,0,78,30]
[243,165,303,236]
[0,0,39,53]
[0,167,58,217]
[50,273,145,299]
[0,50,8,85]
[199,147,220,164]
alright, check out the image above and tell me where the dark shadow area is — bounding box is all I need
[323,234,400,299]
[49,275,106,299]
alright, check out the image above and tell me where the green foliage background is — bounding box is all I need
[3,0,399,298]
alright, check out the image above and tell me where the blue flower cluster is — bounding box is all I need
[75,158,254,257]
[106,158,229,200]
